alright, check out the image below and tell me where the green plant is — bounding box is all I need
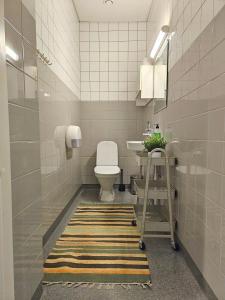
[144,135,167,152]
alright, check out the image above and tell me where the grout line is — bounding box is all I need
[11,168,41,182]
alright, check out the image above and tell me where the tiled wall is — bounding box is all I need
[35,0,81,237]
[169,0,225,70]
[80,21,147,183]
[38,62,81,236]
[4,0,42,299]
[80,22,147,102]
[35,0,80,97]
[4,0,81,298]
[145,1,225,299]
[80,102,144,184]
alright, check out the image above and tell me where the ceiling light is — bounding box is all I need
[150,25,170,60]
[6,46,19,61]
[104,0,114,6]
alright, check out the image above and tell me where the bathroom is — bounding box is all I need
[0,0,225,299]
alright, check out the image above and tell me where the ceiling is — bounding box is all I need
[73,0,153,22]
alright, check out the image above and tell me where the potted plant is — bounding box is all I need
[144,135,167,157]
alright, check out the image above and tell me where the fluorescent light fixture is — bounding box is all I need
[156,38,168,60]
[6,46,19,61]
[44,92,51,97]
[150,31,167,59]
[150,25,170,60]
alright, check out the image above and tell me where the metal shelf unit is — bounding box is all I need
[133,148,178,250]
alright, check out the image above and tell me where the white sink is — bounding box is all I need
[127,141,145,152]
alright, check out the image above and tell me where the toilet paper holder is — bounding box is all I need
[66,125,82,149]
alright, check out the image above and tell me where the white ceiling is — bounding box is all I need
[73,0,153,22]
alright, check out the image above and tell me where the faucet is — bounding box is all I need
[143,121,153,137]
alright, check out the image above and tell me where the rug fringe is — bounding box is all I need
[43,281,152,289]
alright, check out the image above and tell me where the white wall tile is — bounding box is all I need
[90,23,98,31]
[109,52,118,61]
[80,31,90,42]
[80,52,89,62]
[100,72,108,81]
[99,31,108,41]
[90,31,99,42]
[100,82,109,91]
[90,62,99,72]
[81,62,89,71]
[109,31,119,41]
[129,22,138,30]
[99,23,109,31]
[81,72,89,81]
[91,91,100,101]
[100,52,109,61]
[36,0,80,97]
[109,23,119,31]
[109,62,119,71]
[90,52,100,62]
[138,30,146,41]
[90,82,99,92]
[119,72,128,81]
[119,31,129,41]
[80,22,89,31]
[100,41,109,51]
[119,22,129,30]
[90,72,99,82]
[90,42,100,52]
[119,41,129,52]
[109,41,119,51]
[129,31,138,41]
[80,22,147,102]
[80,42,89,52]
[99,62,108,72]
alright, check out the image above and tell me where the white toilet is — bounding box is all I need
[94,141,120,202]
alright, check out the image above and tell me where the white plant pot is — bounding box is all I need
[151,152,161,158]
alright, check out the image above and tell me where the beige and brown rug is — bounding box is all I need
[43,204,151,287]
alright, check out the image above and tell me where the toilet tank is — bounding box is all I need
[96,141,118,166]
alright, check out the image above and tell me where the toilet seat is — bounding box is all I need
[94,166,120,176]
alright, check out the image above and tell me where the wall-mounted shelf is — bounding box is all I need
[136,50,168,107]
[136,65,153,106]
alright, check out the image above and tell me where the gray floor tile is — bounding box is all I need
[42,188,209,300]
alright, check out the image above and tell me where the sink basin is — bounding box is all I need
[127,141,145,152]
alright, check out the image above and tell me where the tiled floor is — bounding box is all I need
[42,188,209,300]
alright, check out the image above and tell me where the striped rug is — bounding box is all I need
[43,204,151,287]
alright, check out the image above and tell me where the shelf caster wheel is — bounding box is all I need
[131,220,137,226]
[171,241,179,251]
[139,240,146,251]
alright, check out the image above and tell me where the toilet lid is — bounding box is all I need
[94,166,120,175]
